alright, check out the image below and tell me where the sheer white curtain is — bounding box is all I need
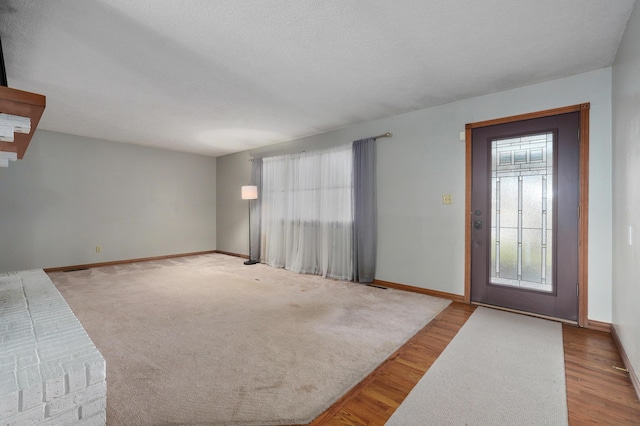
[261,144,353,280]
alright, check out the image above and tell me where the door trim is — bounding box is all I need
[464,103,590,327]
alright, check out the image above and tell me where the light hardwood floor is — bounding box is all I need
[309,302,640,425]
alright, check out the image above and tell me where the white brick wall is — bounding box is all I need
[1,270,106,426]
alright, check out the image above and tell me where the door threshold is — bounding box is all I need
[471,302,578,326]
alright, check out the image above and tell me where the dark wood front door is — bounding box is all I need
[470,112,580,321]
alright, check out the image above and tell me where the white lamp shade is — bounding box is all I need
[241,185,258,200]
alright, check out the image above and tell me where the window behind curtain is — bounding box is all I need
[261,144,353,279]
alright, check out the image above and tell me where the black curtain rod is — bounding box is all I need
[0,35,7,87]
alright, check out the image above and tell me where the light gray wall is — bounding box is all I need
[216,149,252,256]
[612,1,640,390]
[217,68,613,322]
[0,130,217,271]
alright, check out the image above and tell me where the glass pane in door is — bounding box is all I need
[490,132,553,292]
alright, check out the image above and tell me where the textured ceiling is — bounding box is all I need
[0,0,635,157]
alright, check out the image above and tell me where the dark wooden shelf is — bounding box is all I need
[0,86,46,159]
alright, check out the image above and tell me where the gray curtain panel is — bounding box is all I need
[352,137,377,283]
[249,157,263,262]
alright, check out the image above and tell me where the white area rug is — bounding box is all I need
[49,253,451,425]
[386,307,568,426]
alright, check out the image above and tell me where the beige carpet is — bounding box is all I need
[49,253,451,425]
[386,307,568,425]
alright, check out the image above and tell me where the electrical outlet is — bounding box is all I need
[442,194,453,205]
[96,245,102,253]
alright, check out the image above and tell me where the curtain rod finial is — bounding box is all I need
[373,132,391,140]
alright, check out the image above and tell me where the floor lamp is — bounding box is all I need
[241,185,259,265]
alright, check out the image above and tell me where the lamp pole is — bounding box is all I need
[241,185,259,265]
